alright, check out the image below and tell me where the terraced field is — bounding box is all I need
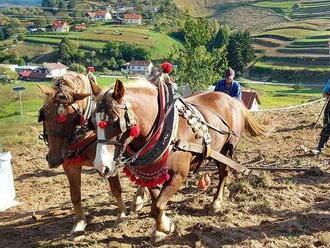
[24,25,181,60]
[175,0,330,84]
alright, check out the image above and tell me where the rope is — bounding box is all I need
[254,98,324,113]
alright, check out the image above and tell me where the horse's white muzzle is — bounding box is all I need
[93,143,116,178]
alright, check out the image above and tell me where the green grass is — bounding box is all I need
[254,61,330,71]
[256,28,321,39]
[26,25,181,60]
[241,79,322,108]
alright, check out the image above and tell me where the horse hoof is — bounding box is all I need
[207,203,222,215]
[131,201,144,213]
[150,229,168,244]
[70,219,87,236]
[117,212,127,222]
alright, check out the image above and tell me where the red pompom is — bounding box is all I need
[56,114,67,123]
[161,62,173,74]
[129,125,140,137]
[98,120,108,129]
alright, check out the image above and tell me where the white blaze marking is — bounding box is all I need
[93,113,115,176]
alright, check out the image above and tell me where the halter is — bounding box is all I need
[96,90,138,166]
[38,82,93,147]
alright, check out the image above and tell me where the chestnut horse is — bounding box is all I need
[37,72,130,236]
[91,74,268,242]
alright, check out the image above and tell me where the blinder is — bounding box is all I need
[38,107,45,123]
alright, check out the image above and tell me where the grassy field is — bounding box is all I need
[241,79,322,108]
[25,25,181,60]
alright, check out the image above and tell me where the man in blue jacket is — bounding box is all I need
[311,79,330,155]
[214,67,242,100]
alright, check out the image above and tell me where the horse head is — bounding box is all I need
[92,79,134,177]
[38,72,93,168]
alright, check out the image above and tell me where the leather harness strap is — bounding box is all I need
[174,139,254,176]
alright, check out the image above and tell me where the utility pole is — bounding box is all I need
[13,86,25,121]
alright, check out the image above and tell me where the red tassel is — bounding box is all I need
[129,125,140,137]
[161,62,173,74]
[123,167,130,176]
[80,116,85,126]
[98,120,108,129]
[56,114,67,123]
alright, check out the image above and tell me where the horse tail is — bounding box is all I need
[240,102,272,136]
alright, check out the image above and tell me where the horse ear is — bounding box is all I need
[72,92,91,101]
[89,79,102,96]
[112,79,125,101]
[37,84,55,96]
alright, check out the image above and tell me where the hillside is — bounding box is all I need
[175,0,330,84]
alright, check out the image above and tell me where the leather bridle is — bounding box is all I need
[95,90,138,165]
[38,82,93,146]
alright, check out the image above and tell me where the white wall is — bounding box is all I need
[124,19,142,25]
[250,99,259,112]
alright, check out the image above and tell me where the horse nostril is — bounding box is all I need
[104,166,110,176]
[46,154,49,161]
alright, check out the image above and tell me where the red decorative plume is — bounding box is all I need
[161,62,173,74]
[98,120,108,129]
[56,114,67,123]
[129,124,140,137]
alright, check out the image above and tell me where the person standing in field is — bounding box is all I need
[311,79,330,155]
[214,67,242,100]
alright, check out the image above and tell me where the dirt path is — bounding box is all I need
[0,101,329,247]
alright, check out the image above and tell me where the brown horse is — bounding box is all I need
[91,75,267,242]
[37,72,128,236]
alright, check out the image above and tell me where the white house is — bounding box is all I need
[43,63,68,78]
[123,13,142,25]
[124,61,153,75]
[52,20,70,32]
[94,10,112,21]
[242,91,261,111]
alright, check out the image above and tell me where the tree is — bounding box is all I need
[58,37,80,65]
[0,67,18,83]
[176,45,227,91]
[69,63,86,73]
[0,29,5,41]
[34,17,47,28]
[180,14,212,49]
[174,15,228,91]
[209,24,230,50]
[227,31,255,76]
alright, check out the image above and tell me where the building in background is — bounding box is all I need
[123,61,153,75]
[123,13,142,25]
[241,90,261,111]
[52,20,70,32]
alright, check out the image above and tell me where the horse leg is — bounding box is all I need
[107,175,126,220]
[151,173,184,243]
[131,186,148,212]
[209,162,228,214]
[63,165,87,235]
[209,144,232,214]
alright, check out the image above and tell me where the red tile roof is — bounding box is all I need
[85,12,95,17]
[44,63,68,70]
[242,91,260,109]
[52,20,69,28]
[128,61,151,67]
[95,10,109,17]
[124,13,142,20]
